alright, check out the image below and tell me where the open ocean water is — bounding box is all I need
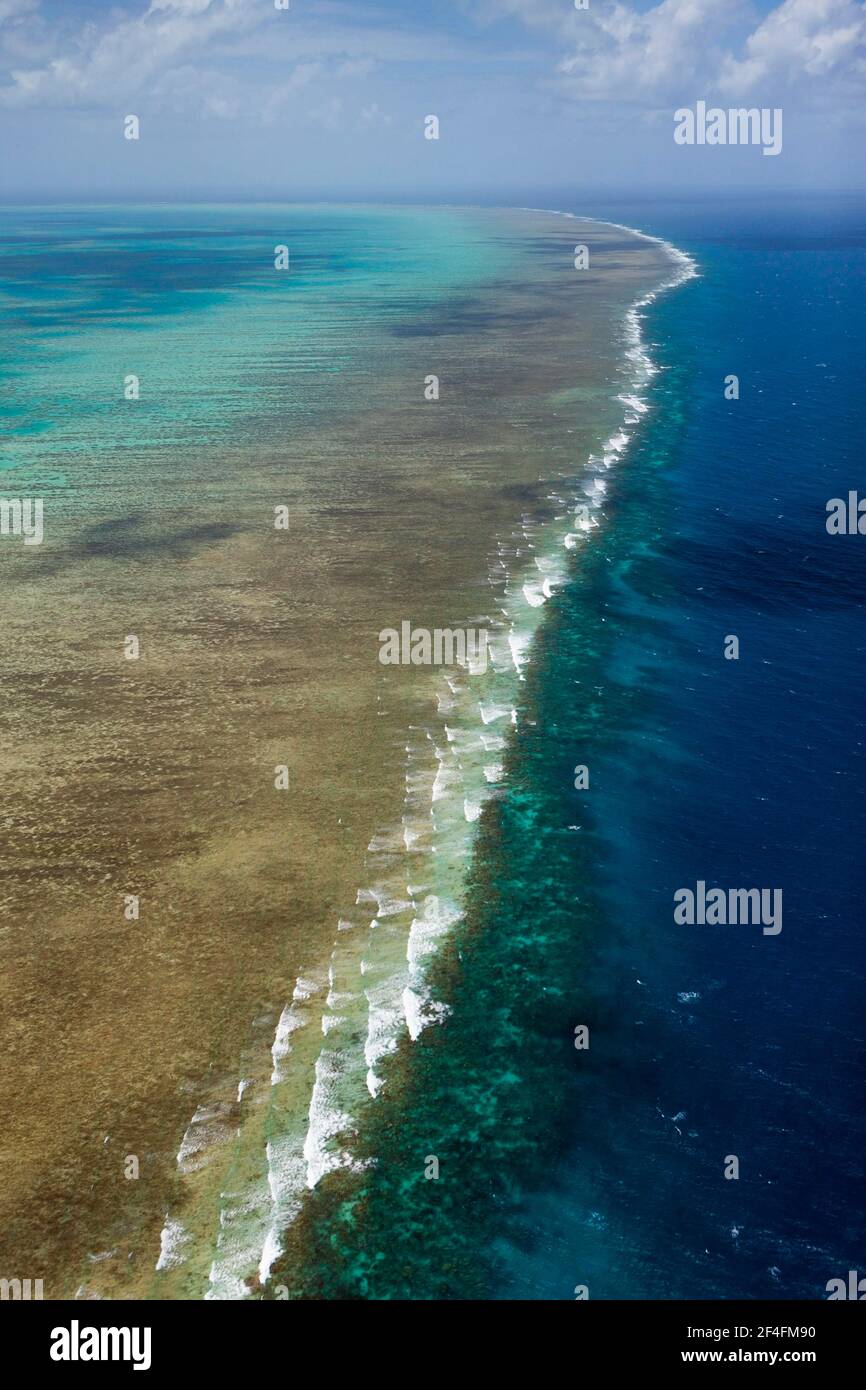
[277,194,866,1300]
[489,193,866,1300]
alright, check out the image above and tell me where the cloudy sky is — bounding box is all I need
[0,0,864,200]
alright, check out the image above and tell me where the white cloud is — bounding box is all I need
[0,0,263,109]
[0,0,472,122]
[557,0,736,102]
[1,0,863,135]
[260,62,324,125]
[718,0,866,96]
[477,0,866,105]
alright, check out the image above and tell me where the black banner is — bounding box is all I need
[1,1297,861,1375]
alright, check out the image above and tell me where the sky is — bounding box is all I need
[0,0,864,200]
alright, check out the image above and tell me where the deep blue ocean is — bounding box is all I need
[489,192,866,1299]
[278,194,865,1301]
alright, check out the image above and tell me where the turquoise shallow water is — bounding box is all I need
[0,204,509,503]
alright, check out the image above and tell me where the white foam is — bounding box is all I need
[270,1003,305,1085]
[402,986,425,1042]
[507,627,532,673]
[479,701,512,724]
[303,1050,360,1189]
[522,579,547,608]
[432,757,459,801]
[617,392,648,414]
[356,886,413,917]
[258,1227,282,1285]
[155,1217,191,1273]
[481,731,507,751]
